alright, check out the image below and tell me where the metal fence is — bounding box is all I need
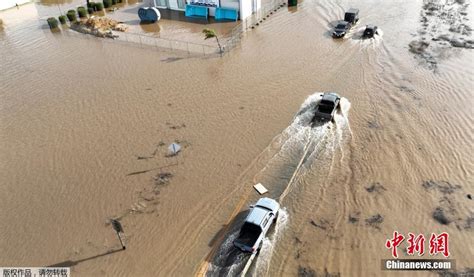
[63,27,221,56]
[221,0,286,52]
[115,31,221,55]
[242,0,286,30]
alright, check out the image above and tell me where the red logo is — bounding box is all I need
[385,231,405,258]
[429,232,450,257]
[385,231,449,258]
[407,233,425,256]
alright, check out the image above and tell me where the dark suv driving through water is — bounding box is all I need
[363,25,378,38]
[332,21,352,38]
[344,8,359,24]
[311,92,341,124]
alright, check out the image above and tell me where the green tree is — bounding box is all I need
[203,28,223,55]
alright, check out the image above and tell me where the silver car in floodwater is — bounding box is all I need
[233,198,280,253]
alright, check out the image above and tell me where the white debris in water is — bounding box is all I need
[247,94,352,275]
[167,143,181,156]
[254,183,269,194]
[208,93,352,277]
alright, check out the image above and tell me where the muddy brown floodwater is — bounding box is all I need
[0,0,473,276]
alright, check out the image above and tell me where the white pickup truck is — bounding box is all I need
[233,198,280,253]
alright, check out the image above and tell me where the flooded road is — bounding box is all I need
[1,0,473,276]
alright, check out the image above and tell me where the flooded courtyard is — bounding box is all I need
[0,0,473,276]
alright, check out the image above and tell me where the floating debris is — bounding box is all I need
[348,212,360,223]
[137,148,158,160]
[298,266,340,277]
[70,16,128,39]
[253,183,268,194]
[365,182,386,193]
[298,266,316,277]
[153,172,173,185]
[409,40,430,54]
[309,219,328,230]
[169,123,186,130]
[422,180,461,194]
[167,143,181,157]
[126,169,152,176]
[433,207,451,225]
[365,214,384,229]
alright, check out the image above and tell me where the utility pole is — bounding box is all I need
[111,219,126,250]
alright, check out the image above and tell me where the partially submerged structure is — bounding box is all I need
[153,0,260,20]
[138,7,161,22]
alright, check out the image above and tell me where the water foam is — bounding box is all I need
[251,208,290,277]
[207,93,351,277]
[250,93,352,276]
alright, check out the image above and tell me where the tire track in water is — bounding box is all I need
[195,132,288,277]
[247,97,352,277]
[195,112,311,276]
[247,125,333,276]
[268,99,352,276]
[196,93,351,277]
[199,97,319,276]
[272,130,339,275]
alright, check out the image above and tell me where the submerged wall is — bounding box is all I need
[239,0,260,20]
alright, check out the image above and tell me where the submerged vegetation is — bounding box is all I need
[77,7,87,18]
[88,2,104,11]
[95,2,104,11]
[47,17,59,29]
[103,0,112,9]
[58,15,67,24]
[66,10,77,22]
[202,28,223,55]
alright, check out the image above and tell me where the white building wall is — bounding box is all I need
[239,0,260,20]
[0,0,31,11]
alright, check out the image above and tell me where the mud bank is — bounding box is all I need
[410,0,473,69]
[70,16,127,38]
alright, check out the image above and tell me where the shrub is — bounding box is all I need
[47,17,59,29]
[87,7,94,14]
[58,15,67,24]
[94,2,104,11]
[77,6,87,18]
[112,0,117,4]
[87,1,95,8]
[103,0,112,8]
[66,10,77,22]
[117,0,123,2]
